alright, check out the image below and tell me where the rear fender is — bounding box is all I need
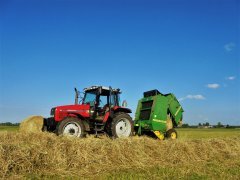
[113,107,132,113]
[103,107,132,123]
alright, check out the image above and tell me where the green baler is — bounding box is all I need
[134,89,184,140]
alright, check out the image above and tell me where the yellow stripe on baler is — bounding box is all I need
[174,106,182,116]
[152,119,166,123]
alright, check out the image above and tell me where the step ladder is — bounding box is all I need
[94,122,105,138]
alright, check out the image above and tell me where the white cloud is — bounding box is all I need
[206,83,220,89]
[179,95,206,101]
[224,42,235,52]
[226,76,236,80]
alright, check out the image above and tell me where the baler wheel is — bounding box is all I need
[57,117,86,138]
[166,129,177,140]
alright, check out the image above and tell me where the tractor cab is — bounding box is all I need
[81,86,121,120]
[83,86,120,106]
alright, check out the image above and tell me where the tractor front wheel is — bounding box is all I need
[57,117,86,138]
[166,129,177,140]
[110,113,134,138]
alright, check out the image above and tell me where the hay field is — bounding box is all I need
[0,126,19,132]
[0,129,239,179]
[177,128,240,139]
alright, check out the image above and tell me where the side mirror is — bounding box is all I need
[122,100,127,107]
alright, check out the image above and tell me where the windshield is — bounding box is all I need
[83,91,96,106]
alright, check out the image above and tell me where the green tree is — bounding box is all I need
[217,122,222,127]
[182,123,189,128]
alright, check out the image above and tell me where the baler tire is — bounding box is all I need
[57,117,86,138]
[166,129,177,140]
[110,112,134,138]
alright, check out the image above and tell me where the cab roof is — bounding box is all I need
[84,85,121,93]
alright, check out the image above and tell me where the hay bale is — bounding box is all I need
[19,116,44,133]
[166,114,173,131]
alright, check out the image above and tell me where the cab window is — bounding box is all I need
[83,92,96,106]
[99,95,108,108]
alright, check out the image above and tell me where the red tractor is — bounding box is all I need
[44,86,134,138]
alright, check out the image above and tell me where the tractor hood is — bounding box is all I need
[52,104,90,121]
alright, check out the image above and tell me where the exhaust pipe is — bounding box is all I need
[74,87,79,105]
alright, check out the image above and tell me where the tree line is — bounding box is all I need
[181,122,240,128]
[0,122,20,126]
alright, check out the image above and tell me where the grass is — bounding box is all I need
[0,127,239,179]
[101,163,240,179]
[177,128,240,139]
[0,126,19,132]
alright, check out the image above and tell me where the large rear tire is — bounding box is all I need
[57,117,86,138]
[110,112,134,138]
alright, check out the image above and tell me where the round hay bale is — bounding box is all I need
[166,114,173,131]
[19,116,44,133]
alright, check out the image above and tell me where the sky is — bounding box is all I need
[0,0,239,125]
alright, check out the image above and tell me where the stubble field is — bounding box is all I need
[0,127,239,179]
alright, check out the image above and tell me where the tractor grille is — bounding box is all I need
[141,100,153,109]
[140,109,151,120]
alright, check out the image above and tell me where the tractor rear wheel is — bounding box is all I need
[57,117,86,138]
[166,129,177,140]
[110,112,134,138]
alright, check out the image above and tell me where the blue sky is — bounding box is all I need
[0,0,239,125]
